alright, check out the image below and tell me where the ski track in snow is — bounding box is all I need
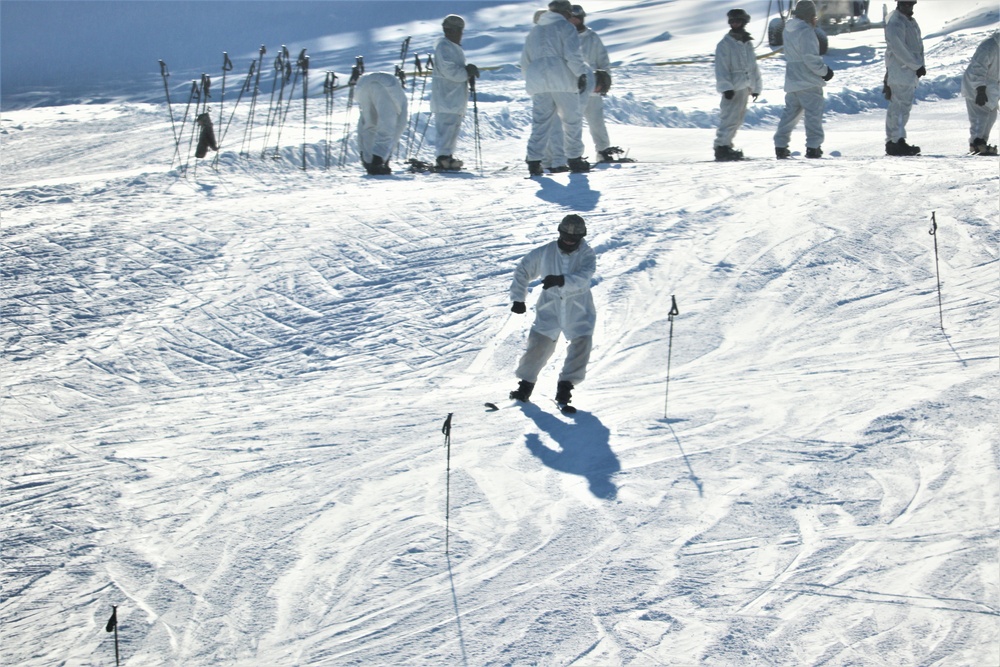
[2,2,999,665]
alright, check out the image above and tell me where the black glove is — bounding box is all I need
[578,74,587,92]
[594,69,612,94]
[511,301,526,314]
[916,65,926,78]
[542,275,565,290]
[976,85,988,106]
[466,63,480,79]
[723,89,735,100]
[752,93,759,101]
[822,67,834,82]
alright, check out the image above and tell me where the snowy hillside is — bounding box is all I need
[2,1,998,665]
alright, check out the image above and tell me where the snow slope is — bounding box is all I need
[2,1,998,665]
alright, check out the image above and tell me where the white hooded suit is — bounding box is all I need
[962,32,1000,145]
[884,8,925,142]
[510,239,597,384]
[431,37,470,157]
[773,17,829,150]
[355,72,408,164]
[521,10,593,161]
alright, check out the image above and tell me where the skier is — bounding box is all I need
[773,0,834,159]
[432,14,479,171]
[962,31,1000,156]
[884,0,925,156]
[508,214,596,412]
[569,5,621,163]
[355,71,408,175]
[521,0,594,176]
[713,8,763,161]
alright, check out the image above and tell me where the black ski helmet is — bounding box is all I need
[570,5,586,19]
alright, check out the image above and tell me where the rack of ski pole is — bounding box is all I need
[159,37,476,175]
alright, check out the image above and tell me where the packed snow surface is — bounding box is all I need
[2,1,998,665]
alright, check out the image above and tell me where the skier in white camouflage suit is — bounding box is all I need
[509,214,596,410]
[356,71,408,175]
[773,0,834,159]
[521,0,594,176]
[962,31,1000,155]
[884,0,926,156]
[432,14,479,171]
[713,8,762,161]
[569,5,621,163]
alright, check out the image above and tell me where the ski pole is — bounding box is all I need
[324,71,337,169]
[663,295,680,420]
[929,212,944,330]
[218,52,233,136]
[213,59,256,169]
[158,60,179,161]
[339,57,364,167]
[404,54,423,159]
[442,413,454,555]
[241,45,266,157]
[299,51,309,170]
[411,55,435,158]
[399,36,411,71]
[470,74,483,175]
[105,605,119,666]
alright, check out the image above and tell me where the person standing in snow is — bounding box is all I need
[773,0,834,159]
[521,0,594,176]
[569,5,621,163]
[884,0,926,156]
[432,14,479,171]
[962,31,1000,156]
[509,214,596,411]
[355,71,408,175]
[713,7,763,161]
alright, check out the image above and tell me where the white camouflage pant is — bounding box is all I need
[715,88,751,147]
[515,330,592,385]
[966,98,998,144]
[435,111,465,157]
[527,91,585,162]
[584,93,611,154]
[356,81,408,163]
[885,84,915,142]
[774,87,825,149]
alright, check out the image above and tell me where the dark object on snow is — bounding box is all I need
[195,113,218,158]
[527,160,544,176]
[885,138,920,156]
[715,145,745,161]
[805,146,823,159]
[775,146,792,159]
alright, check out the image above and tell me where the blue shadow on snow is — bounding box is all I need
[520,402,619,499]
[533,173,601,211]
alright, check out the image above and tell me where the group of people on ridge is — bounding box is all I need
[715,0,999,161]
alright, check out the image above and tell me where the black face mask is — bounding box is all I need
[558,233,584,253]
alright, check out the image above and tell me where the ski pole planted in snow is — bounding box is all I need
[663,295,680,420]
[105,605,120,666]
[158,60,179,156]
[442,412,453,554]
[929,212,944,330]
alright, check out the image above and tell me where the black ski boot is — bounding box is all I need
[598,146,624,162]
[548,164,570,173]
[527,160,544,176]
[555,381,573,405]
[366,155,392,175]
[775,146,791,159]
[567,157,590,173]
[510,380,535,402]
[885,139,919,156]
[714,145,744,161]
[970,138,998,155]
[805,146,823,159]
[436,155,463,170]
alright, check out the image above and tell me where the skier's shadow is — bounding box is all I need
[533,173,601,211]
[520,403,619,499]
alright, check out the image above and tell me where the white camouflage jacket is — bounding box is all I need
[510,240,597,340]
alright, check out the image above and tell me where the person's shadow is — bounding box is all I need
[533,173,601,211]
[520,403,619,499]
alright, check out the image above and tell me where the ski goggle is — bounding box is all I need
[559,232,585,244]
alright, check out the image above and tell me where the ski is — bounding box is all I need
[554,400,577,414]
[484,399,577,414]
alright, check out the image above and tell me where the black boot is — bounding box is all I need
[555,380,573,406]
[567,157,591,173]
[775,146,791,159]
[366,155,392,175]
[805,146,823,159]
[527,160,543,176]
[509,380,535,402]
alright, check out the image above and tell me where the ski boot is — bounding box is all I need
[714,145,744,162]
[970,138,998,155]
[366,155,392,175]
[548,165,570,173]
[436,155,464,170]
[527,160,544,177]
[567,157,591,173]
[555,381,576,413]
[598,146,624,162]
[805,146,823,159]
[885,139,920,156]
[510,380,535,402]
[775,146,791,159]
